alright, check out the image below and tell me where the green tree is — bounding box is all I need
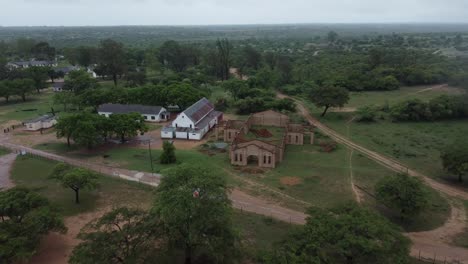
[152,164,238,264]
[376,174,429,221]
[70,207,163,264]
[31,41,56,60]
[356,105,378,122]
[64,70,99,95]
[25,66,49,93]
[215,38,232,81]
[0,81,14,103]
[11,78,35,102]
[327,31,339,43]
[0,187,66,263]
[241,46,262,70]
[160,141,176,164]
[308,84,350,116]
[56,114,80,147]
[271,203,410,264]
[441,141,468,182]
[72,114,105,149]
[109,113,148,143]
[50,164,99,204]
[98,39,127,85]
[53,91,76,111]
[221,79,249,101]
[165,82,204,109]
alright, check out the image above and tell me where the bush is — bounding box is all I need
[160,141,176,164]
[356,105,379,122]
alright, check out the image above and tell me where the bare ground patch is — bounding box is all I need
[280,177,303,186]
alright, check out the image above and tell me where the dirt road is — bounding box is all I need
[278,93,468,263]
[0,153,17,190]
[278,93,468,200]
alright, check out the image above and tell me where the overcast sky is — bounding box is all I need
[1,0,468,26]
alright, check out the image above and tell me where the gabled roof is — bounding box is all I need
[182,97,214,125]
[24,114,56,124]
[53,82,65,89]
[98,104,164,115]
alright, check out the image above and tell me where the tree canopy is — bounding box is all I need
[269,203,410,264]
[152,164,239,264]
[441,140,468,183]
[376,174,429,221]
[0,187,66,263]
[70,207,163,264]
[308,84,350,116]
[49,163,99,204]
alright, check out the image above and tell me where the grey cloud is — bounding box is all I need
[0,0,467,26]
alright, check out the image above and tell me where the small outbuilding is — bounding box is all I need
[98,104,170,123]
[23,115,57,131]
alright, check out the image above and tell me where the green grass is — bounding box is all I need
[0,92,57,123]
[451,200,468,248]
[11,155,294,259]
[0,147,10,156]
[318,112,468,183]
[10,155,154,216]
[233,211,294,260]
[345,86,464,108]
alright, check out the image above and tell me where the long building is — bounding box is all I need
[161,98,223,140]
[98,104,170,122]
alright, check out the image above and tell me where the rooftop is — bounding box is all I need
[24,114,56,124]
[98,104,164,115]
[182,97,214,125]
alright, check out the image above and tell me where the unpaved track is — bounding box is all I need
[0,153,17,190]
[3,106,468,262]
[279,93,468,200]
[277,93,468,263]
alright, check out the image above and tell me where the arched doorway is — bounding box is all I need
[247,155,259,166]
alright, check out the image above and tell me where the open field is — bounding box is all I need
[344,85,465,108]
[0,91,56,124]
[11,155,294,262]
[0,147,9,156]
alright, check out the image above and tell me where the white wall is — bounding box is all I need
[175,131,188,139]
[161,131,174,139]
[188,132,202,140]
[172,113,194,128]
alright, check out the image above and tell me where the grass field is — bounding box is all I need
[11,155,154,216]
[345,86,464,108]
[316,111,468,183]
[11,155,293,260]
[0,147,10,156]
[0,91,56,123]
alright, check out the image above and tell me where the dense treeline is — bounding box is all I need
[390,95,468,122]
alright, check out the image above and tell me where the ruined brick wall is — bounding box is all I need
[286,132,304,145]
[251,111,290,127]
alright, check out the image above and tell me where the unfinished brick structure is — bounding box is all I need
[224,110,314,168]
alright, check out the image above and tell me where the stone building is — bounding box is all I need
[224,110,314,168]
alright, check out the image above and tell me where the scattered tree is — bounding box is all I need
[109,113,148,143]
[441,141,468,182]
[70,207,163,264]
[376,174,429,221]
[152,164,239,264]
[50,163,99,204]
[308,84,350,116]
[160,141,176,164]
[98,39,127,85]
[270,203,410,264]
[0,187,66,263]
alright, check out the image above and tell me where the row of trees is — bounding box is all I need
[390,95,468,122]
[56,112,148,148]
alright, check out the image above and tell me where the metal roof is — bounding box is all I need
[98,104,164,115]
[182,97,214,125]
[24,114,56,124]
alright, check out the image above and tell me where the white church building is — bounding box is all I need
[161,98,223,140]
